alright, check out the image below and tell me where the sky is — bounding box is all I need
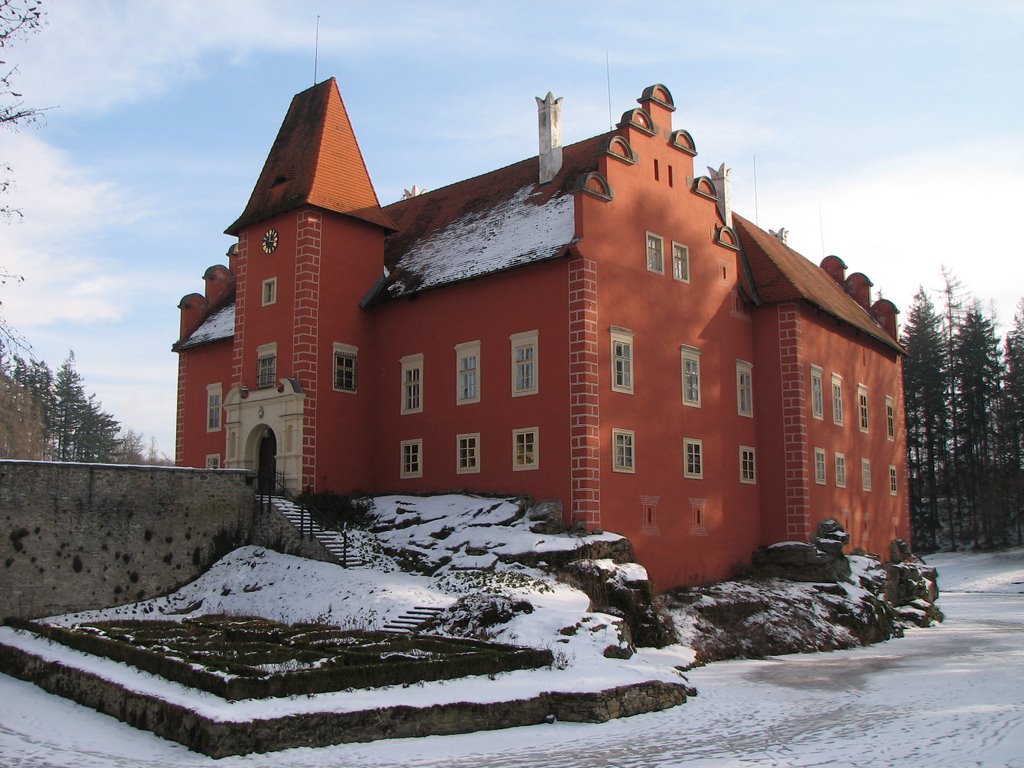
[1,0,1022,458]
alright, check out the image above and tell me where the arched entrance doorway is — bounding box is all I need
[257,428,277,495]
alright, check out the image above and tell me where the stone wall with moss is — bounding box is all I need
[0,461,256,620]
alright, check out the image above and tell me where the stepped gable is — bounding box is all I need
[226,77,396,235]
[371,133,608,302]
[733,213,903,353]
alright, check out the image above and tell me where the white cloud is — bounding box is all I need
[0,132,146,328]
[740,139,1024,332]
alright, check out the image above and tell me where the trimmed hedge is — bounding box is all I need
[4,617,552,700]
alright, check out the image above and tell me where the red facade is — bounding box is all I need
[173,79,910,591]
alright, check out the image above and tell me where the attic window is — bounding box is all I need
[272,175,288,186]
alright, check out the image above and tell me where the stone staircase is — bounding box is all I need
[266,496,363,568]
[382,605,447,633]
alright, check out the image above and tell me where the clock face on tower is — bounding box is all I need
[261,228,279,254]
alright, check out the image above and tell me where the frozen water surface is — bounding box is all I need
[1,549,1022,767]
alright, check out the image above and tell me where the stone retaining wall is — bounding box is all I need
[0,638,689,757]
[0,461,256,619]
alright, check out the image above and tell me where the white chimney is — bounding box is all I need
[708,163,732,227]
[536,92,563,184]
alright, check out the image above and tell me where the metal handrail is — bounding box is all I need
[255,473,350,566]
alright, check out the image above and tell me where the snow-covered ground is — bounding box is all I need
[2,547,1022,766]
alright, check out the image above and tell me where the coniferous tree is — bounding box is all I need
[1001,302,1024,544]
[901,288,948,550]
[952,302,1003,546]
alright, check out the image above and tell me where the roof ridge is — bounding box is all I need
[383,130,614,211]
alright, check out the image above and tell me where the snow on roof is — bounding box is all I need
[382,184,575,299]
[178,303,234,349]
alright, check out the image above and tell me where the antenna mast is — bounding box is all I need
[313,15,320,85]
[753,154,759,226]
[606,50,613,129]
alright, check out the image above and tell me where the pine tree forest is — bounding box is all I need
[902,274,1024,551]
[0,349,163,464]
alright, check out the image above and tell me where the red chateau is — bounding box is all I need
[174,79,909,590]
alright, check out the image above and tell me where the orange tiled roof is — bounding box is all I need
[370,134,608,301]
[226,78,396,235]
[734,213,902,353]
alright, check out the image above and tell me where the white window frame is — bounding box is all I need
[457,433,480,474]
[512,427,539,471]
[612,428,636,473]
[610,326,634,394]
[862,458,872,491]
[858,384,870,433]
[206,383,222,432]
[333,342,358,393]
[736,360,754,417]
[886,396,896,441]
[672,242,690,282]
[684,438,704,479]
[810,365,824,420]
[256,342,277,390]
[681,345,702,407]
[739,446,756,484]
[646,231,664,274]
[835,452,847,488]
[889,465,898,495]
[400,354,424,414]
[832,373,844,426]
[261,277,277,306]
[205,453,221,469]
[510,330,539,397]
[814,447,827,485]
[400,439,423,479]
[455,340,481,405]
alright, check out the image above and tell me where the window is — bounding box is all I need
[690,498,707,533]
[835,453,847,488]
[681,345,701,407]
[832,374,844,425]
[736,361,753,417]
[400,354,424,414]
[610,327,634,394]
[684,438,703,479]
[646,232,664,273]
[672,242,690,282]
[206,384,222,431]
[739,446,756,484]
[455,341,480,404]
[862,458,872,491]
[333,343,358,393]
[886,396,895,441]
[457,433,480,474]
[400,439,422,478]
[205,454,221,469]
[612,429,635,473]
[261,277,277,306]
[256,343,277,389]
[641,495,659,529]
[889,465,898,495]
[510,330,538,396]
[512,427,539,470]
[811,366,824,419]
[858,385,870,433]
[814,447,827,485]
